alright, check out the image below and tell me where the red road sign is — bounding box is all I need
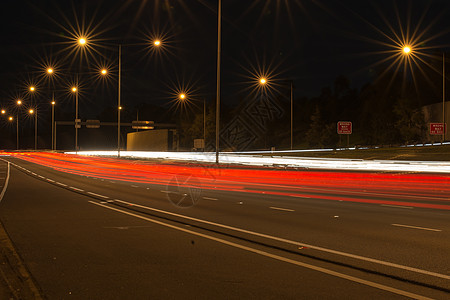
[337,121,352,134]
[429,123,447,135]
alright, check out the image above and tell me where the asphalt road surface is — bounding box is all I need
[0,154,449,299]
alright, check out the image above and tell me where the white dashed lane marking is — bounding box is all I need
[391,224,442,232]
[269,206,295,212]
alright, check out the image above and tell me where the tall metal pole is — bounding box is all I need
[215,0,221,164]
[16,115,19,150]
[118,44,122,158]
[51,94,55,151]
[290,81,293,150]
[443,52,446,143]
[34,109,37,150]
[75,76,79,154]
[203,98,206,151]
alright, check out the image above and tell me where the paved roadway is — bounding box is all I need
[0,156,449,299]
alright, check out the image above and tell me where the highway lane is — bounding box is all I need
[0,155,449,298]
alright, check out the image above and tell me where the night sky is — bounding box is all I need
[1,0,450,124]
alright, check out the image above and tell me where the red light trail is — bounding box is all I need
[5,152,450,210]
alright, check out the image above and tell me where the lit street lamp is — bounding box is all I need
[258,77,294,150]
[178,93,206,150]
[51,99,56,150]
[116,40,162,157]
[71,85,79,153]
[216,0,222,163]
[29,108,37,150]
[402,45,445,142]
[16,99,22,150]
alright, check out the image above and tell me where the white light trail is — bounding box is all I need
[65,150,450,174]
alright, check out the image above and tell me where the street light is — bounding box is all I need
[51,100,56,150]
[71,85,79,153]
[16,99,22,150]
[402,45,445,142]
[78,37,87,45]
[178,93,206,150]
[216,0,222,163]
[116,40,162,157]
[258,77,294,150]
[29,108,37,150]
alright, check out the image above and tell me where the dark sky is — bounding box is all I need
[1,0,450,119]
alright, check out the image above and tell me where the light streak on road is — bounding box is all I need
[64,150,450,174]
[5,152,450,210]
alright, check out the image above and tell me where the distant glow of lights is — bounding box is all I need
[29,109,34,114]
[29,86,35,92]
[1,110,5,114]
[72,87,77,92]
[402,46,411,54]
[17,100,22,105]
[154,40,161,46]
[118,106,122,110]
[179,93,186,100]
[259,77,267,84]
[51,101,56,105]
[8,116,13,121]
[101,69,107,75]
[47,68,54,74]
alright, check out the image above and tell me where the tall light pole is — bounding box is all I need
[443,52,446,143]
[215,0,222,164]
[290,81,294,150]
[118,44,122,157]
[29,108,37,150]
[403,46,446,142]
[71,85,79,153]
[115,40,161,157]
[16,99,21,150]
[51,98,55,150]
[74,37,86,153]
[203,98,206,151]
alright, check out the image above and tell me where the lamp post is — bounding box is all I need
[118,44,122,157]
[29,108,37,150]
[204,98,206,150]
[51,98,56,150]
[403,46,446,142]
[216,0,222,163]
[16,99,21,150]
[115,40,161,157]
[443,52,446,143]
[71,85,79,153]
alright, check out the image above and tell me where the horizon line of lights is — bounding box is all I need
[64,149,450,174]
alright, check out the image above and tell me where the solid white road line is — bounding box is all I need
[69,187,84,192]
[269,206,295,212]
[110,199,450,280]
[391,224,442,232]
[0,162,10,203]
[88,200,433,300]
